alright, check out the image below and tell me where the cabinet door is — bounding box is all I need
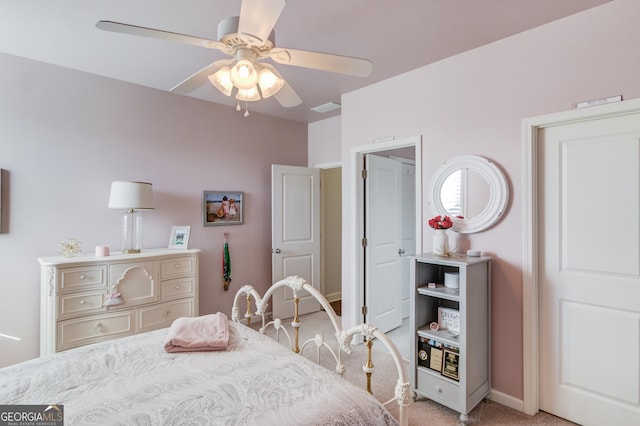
[109,261,158,308]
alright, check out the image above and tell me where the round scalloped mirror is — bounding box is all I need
[428,155,509,233]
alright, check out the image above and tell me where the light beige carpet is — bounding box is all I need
[257,311,577,426]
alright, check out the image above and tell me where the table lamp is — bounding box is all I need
[108,181,154,254]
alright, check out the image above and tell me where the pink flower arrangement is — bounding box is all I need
[428,215,453,230]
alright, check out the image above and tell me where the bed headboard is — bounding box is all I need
[231,275,410,426]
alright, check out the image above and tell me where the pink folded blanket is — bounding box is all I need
[164,313,229,353]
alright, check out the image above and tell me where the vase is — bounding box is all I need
[433,229,449,256]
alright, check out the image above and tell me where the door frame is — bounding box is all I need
[522,98,640,415]
[349,135,423,328]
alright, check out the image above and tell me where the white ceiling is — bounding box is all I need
[0,0,612,124]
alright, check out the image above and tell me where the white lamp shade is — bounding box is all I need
[230,59,259,90]
[208,66,233,97]
[108,181,154,210]
[258,64,284,99]
[236,86,261,102]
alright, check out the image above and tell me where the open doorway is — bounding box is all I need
[351,136,423,359]
[271,162,344,317]
[319,166,342,312]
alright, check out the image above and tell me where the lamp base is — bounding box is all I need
[121,209,144,254]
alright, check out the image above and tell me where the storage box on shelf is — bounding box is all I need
[39,248,200,355]
[409,252,491,422]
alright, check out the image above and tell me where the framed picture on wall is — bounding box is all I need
[168,226,191,249]
[203,191,244,226]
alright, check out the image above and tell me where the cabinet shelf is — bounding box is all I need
[417,285,460,301]
[417,326,460,347]
[417,365,460,386]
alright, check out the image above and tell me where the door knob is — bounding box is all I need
[398,248,406,255]
[273,248,281,254]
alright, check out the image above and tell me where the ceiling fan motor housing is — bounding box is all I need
[218,16,275,54]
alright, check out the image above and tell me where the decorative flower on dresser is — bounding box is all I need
[428,215,453,256]
[58,237,82,258]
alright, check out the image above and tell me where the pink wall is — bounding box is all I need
[0,53,307,367]
[339,0,640,402]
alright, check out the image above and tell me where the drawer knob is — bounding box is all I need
[435,386,442,393]
[175,285,181,290]
[174,264,180,269]
[79,274,85,280]
[95,322,103,332]
[79,299,86,305]
[164,310,170,317]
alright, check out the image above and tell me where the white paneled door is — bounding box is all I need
[539,110,640,425]
[271,165,320,318]
[365,154,402,333]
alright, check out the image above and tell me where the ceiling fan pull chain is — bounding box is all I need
[244,101,250,117]
[236,99,241,112]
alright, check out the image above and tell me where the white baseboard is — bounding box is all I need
[489,389,524,413]
[324,291,341,303]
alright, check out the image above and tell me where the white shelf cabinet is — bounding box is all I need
[39,248,200,355]
[409,253,491,422]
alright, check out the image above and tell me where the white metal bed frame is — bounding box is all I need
[232,275,410,426]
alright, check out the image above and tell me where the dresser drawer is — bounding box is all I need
[159,256,195,280]
[161,277,194,300]
[137,298,194,333]
[58,265,107,293]
[416,367,460,408]
[58,291,106,319]
[57,311,134,351]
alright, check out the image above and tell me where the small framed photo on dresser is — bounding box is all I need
[168,226,191,249]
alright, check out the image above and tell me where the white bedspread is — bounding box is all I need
[0,321,398,425]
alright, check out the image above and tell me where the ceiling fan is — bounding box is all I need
[97,0,373,116]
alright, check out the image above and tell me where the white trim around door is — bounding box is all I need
[349,135,423,332]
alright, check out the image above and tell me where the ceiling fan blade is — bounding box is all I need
[170,59,233,94]
[269,48,373,77]
[274,80,302,108]
[96,20,231,54]
[238,0,286,44]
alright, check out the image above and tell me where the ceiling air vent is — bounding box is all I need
[310,102,341,113]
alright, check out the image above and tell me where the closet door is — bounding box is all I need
[538,110,640,425]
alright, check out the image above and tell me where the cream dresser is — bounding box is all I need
[38,248,200,355]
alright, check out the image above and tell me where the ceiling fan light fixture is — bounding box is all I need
[258,66,284,98]
[236,86,261,102]
[230,59,259,90]
[208,66,234,96]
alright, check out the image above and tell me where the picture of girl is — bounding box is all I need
[203,191,244,226]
